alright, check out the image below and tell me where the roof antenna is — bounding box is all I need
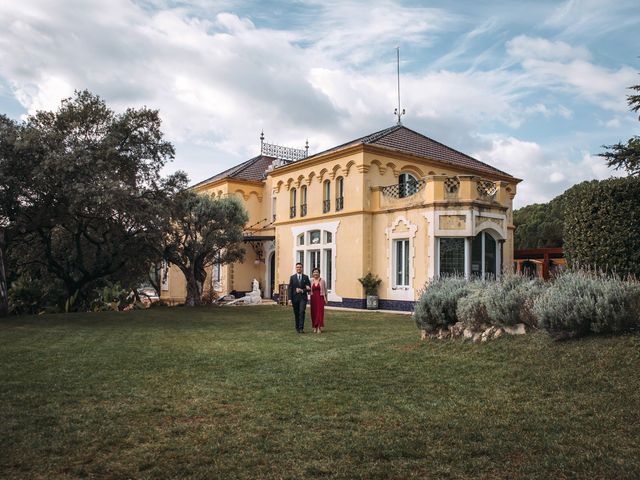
[394,47,405,125]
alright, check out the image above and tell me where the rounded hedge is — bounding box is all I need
[563,177,640,278]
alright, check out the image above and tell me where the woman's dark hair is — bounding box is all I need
[312,267,320,274]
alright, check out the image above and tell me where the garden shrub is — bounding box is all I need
[484,274,546,327]
[90,283,131,312]
[8,276,66,315]
[534,271,640,340]
[413,277,470,332]
[455,282,490,330]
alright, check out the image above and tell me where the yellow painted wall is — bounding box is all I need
[163,142,520,305]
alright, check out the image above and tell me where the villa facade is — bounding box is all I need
[160,125,520,311]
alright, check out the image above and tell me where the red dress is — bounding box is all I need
[310,282,325,329]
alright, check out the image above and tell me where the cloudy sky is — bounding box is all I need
[0,0,638,208]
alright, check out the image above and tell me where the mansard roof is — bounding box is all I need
[191,154,276,188]
[305,124,512,178]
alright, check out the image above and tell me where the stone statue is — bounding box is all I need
[223,279,262,306]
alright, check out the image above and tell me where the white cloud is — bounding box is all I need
[545,0,640,38]
[524,103,573,119]
[0,0,636,204]
[507,35,590,62]
[505,35,637,113]
[473,135,619,208]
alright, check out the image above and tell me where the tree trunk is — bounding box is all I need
[0,228,8,317]
[185,272,202,307]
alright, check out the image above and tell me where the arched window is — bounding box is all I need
[323,180,331,213]
[336,177,344,211]
[398,172,418,198]
[290,188,297,218]
[300,185,308,217]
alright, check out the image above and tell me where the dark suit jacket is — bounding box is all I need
[288,273,311,303]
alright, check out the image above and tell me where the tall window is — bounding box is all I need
[471,231,497,279]
[295,228,335,291]
[336,177,344,211]
[300,185,307,217]
[323,180,331,213]
[213,262,222,282]
[439,238,465,276]
[309,250,321,271]
[290,188,297,218]
[394,239,410,287]
[398,172,418,198]
[271,195,277,222]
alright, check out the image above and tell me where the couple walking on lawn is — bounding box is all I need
[287,262,327,334]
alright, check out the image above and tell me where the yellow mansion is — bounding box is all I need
[161,125,520,311]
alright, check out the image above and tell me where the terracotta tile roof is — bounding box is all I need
[304,125,512,178]
[191,155,276,188]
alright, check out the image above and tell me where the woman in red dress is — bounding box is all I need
[310,267,328,333]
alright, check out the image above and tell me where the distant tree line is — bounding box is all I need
[514,77,640,278]
[0,91,247,316]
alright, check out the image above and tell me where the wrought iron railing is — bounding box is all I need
[322,199,330,213]
[381,179,426,199]
[444,177,460,199]
[290,206,296,218]
[300,204,307,217]
[477,180,498,200]
[336,196,344,211]
[262,142,307,162]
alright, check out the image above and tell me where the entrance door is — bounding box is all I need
[269,252,275,299]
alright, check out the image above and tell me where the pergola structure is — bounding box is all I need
[514,247,565,280]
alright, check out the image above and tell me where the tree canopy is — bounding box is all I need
[0,91,187,312]
[513,195,565,250]
[161,191,248,306]
[599,82,640,176]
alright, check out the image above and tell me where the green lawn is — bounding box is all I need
[1,306,639,479]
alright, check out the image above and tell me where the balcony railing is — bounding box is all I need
[322,199,330,213]
[381,179,426,199]
[372,176,507,211]
[336,196,344,211]
[290,206,296,218]
[300,204,307,217]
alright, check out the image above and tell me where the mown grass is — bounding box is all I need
[1,306,639,479]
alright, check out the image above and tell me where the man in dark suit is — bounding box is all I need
[288,262,311,333]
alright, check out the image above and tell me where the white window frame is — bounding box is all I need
[291,220,341,302]
[393,239,410,287]
[384,216,417,300]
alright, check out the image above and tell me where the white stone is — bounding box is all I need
[504,323,526,335]
[493,328,504,339]
[463,328,474,339]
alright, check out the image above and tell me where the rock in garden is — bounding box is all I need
[504,323,526,335]
[463,328,474,339]
[493,328,504,339]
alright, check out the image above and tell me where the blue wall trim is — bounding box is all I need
[273,295,414,312]
[328,297,415,312]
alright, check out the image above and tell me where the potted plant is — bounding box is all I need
[358,273,382,310]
